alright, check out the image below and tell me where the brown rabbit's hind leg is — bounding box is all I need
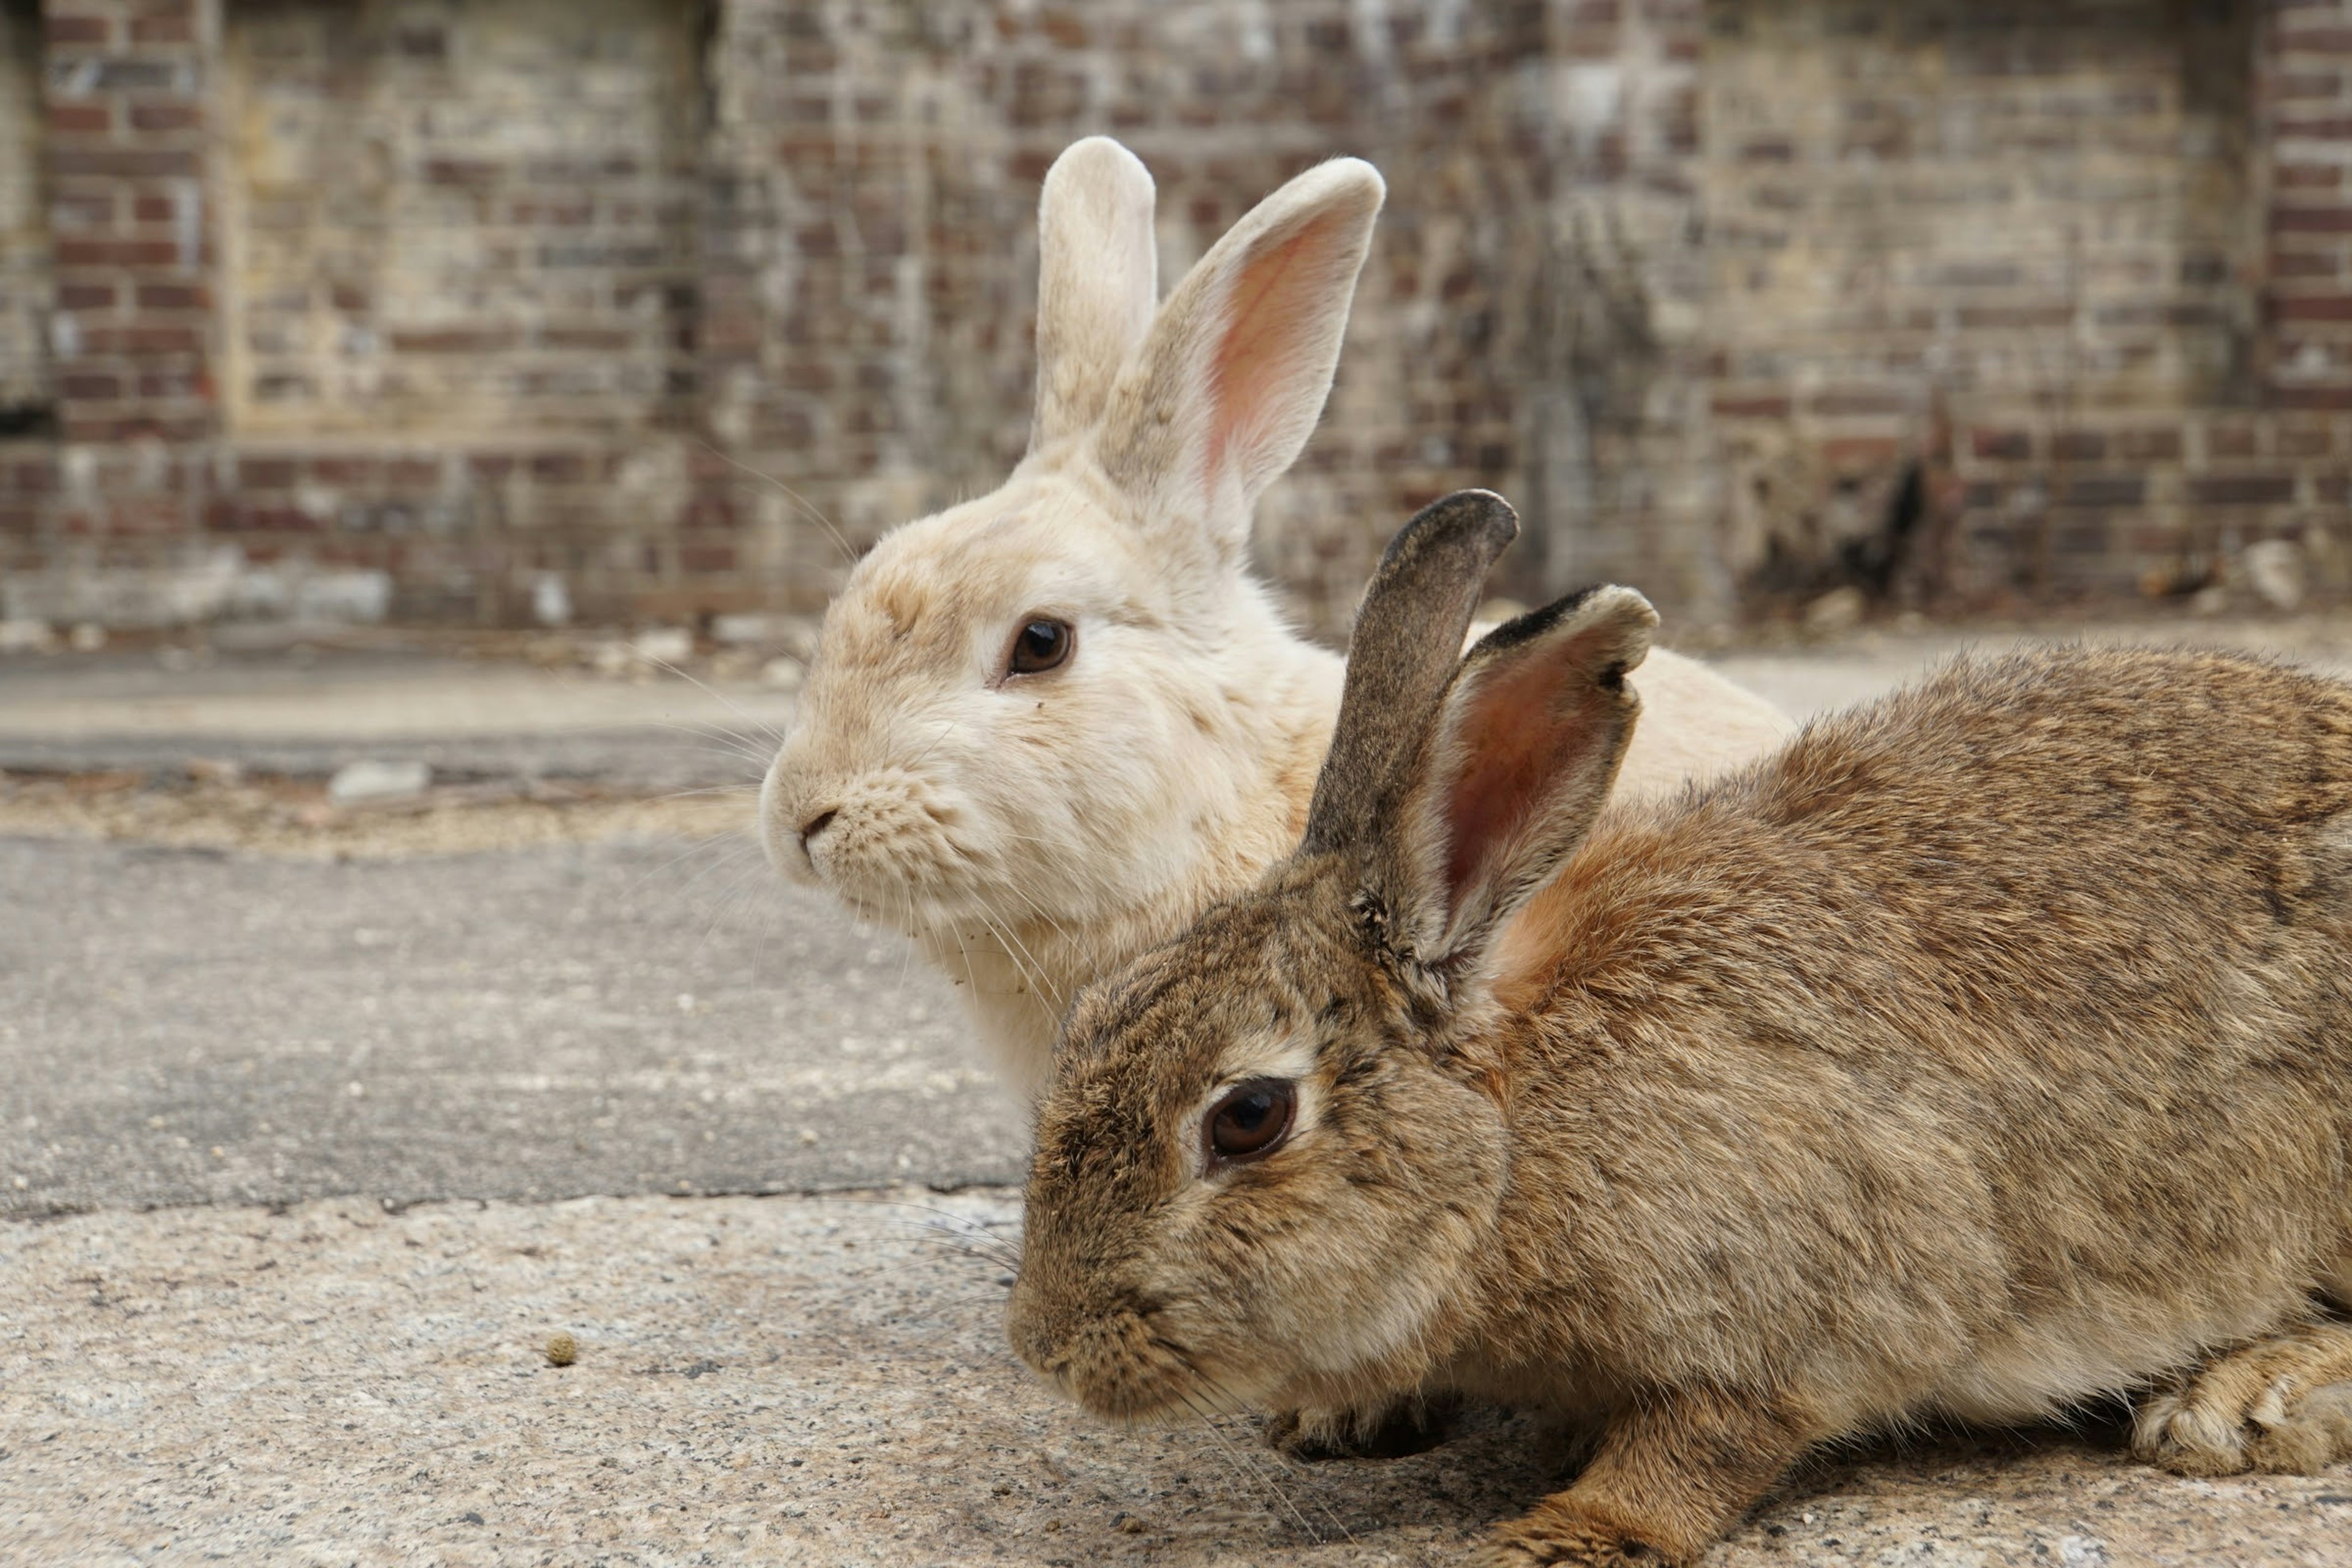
[1476,1387,1809,1567]
[2130,1320,2352,1477]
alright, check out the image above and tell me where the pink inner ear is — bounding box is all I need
[1441,628,1617,914]
[1204,208,1351,494]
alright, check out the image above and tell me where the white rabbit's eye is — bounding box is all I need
[1204,1078,1295,1167]
[1007,617,1074,677]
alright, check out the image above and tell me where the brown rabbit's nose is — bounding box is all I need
[799,808,839,850]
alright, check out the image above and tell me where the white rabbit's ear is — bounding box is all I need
[1031,138,1160,451]
[1381,585,1658,968]
[1093,156,1385,551]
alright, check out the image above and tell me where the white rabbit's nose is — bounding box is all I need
[799,808,839,850]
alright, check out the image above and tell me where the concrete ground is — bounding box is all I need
[7,617,2352,1566]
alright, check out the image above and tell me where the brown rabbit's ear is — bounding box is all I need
[1303,490,1521,854]
[1031,138,1159,450]
[1093,156,1384,553]
[1378,584,1658,967]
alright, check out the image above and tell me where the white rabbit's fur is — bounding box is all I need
[762,138,1792,1099]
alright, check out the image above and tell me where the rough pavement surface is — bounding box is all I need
[2,837,1018,1218]
[8,1195,2350,1567]
[7,625,2352,1565]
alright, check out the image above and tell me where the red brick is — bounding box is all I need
[2276,71,2346,99]
[2279,117,2352,154]
[2188,474,2296,504]
[388,328,519,353]
[47,148,205,181]
[236,458,300,489]
[130,14,195,44]
[1972,429,2034,461]
[2272,205,2352,232]
[54,238,185,268]
[129,102,202,134]
[84,325,205,354]
[2276,293,2352,321]
[2272,384,2352,410]
[47,104,113,136]
[45,12,111,45]
[2117,428,2185,461]
[58,372,124,402]
[135,282,208,311]
[2210,422,2261,458]
[56,282,118,310]
[2275,164,2345,190]
[1709,393,1792,419]
[2278,26,2352,55]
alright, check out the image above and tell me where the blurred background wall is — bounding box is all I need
[0,0,2340,638]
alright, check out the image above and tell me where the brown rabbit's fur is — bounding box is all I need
[1009,493,2352,1566]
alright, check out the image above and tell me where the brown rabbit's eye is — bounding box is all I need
[1008,617,1073,676]
[1204,1079,1295,1165]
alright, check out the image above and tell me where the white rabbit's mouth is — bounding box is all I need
[786,768,1057,929]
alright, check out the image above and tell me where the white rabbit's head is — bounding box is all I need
[763,140,1385,945]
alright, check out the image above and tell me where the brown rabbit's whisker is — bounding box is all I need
[1173,1359,1357,1544]
[1172,1385,1331,1547]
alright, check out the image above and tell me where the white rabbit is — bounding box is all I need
[760,138,1792,1100]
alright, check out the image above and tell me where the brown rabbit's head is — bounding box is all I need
[1008,491,1660,1422]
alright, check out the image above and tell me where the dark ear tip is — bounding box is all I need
[1475,582,1659,666]
[1376,489,1520,575]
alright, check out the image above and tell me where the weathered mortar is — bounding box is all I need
[221,0,703,438]
[0,0,2348,630]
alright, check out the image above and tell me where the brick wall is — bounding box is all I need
[221,0,703,436]
[2,0,2350,632]
[1702,0,2274,606]
[698,0,1712,631]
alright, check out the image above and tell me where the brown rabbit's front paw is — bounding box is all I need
[1477,1505,1683,1567]
[1265,1393,1461,1461]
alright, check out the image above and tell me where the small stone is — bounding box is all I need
[545,1331,578,1367]
[1803,586,1867,635]
[327,760,431,805]
[530,573,571,628]
[2190,584,2232,617]
[761,655,805,692]
[2242,539,2305,611]
[631,627,693,665]
[68,622,107,652]
[0,619,56,655]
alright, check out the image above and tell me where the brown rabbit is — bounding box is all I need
[1007,489,2352,1566]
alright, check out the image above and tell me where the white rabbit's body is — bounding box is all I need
[762,140,1790,1099]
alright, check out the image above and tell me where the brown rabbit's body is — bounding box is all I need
[1467,649,2352,1440]
[1010,493,2352,1567]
